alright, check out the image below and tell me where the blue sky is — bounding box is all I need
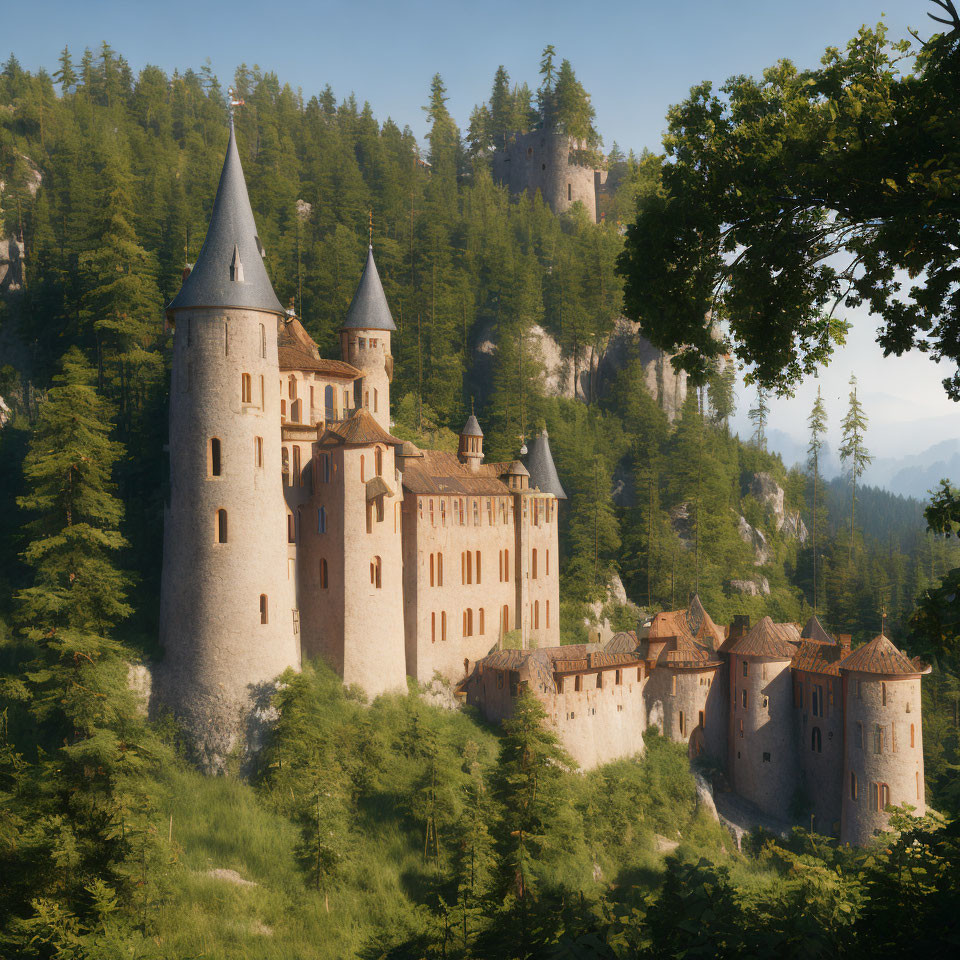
[8,0,957,463]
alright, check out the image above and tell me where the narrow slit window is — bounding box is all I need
[216,509,228,543]
[241,373,252,403]
[255,436,263,468]
[209,437,222,477]
[259,594,268,624]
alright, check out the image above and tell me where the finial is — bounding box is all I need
[880,602,887,636]
[228,87,245,123]
[369,209,373,247]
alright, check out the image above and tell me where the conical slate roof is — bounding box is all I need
[460,414,483,437]
[341,246,396,331]
[523,429,567,499]
[167,121,284,317]
[839,633,921,676]
[801,616,834,645]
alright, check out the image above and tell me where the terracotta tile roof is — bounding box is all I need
[728,616,799,659]
[478,645,636,694]
[400,450,514,496]
[278,317,361,378]
[319,408,402,447]
[839,633,924,676]
[553,651,642,673]
[792,641,843,676]
[800,616,834,645]
[604,631,640,654]
[663,635,722,668]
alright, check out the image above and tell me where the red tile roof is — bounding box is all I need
[839,633,924,676]
[400,450,514,496]
[728,616,800,659]
[319,408,402,446]
[278,317,361,378]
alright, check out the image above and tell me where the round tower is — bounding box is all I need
[727,617,800,818]
[457,413,484,472]
[339,246,395,431]
[158,120,298,770]
[840,633,927,845]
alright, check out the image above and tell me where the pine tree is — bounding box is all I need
[53,46,76,94]
[808,385,828,613]
[747,387,769,450]
[839,374,873,560]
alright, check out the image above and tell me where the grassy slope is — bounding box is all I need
[144,681,738,959]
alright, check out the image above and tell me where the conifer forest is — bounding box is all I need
[1,6,960,958]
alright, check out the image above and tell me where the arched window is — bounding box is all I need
[874,724,885,754]
[430,553,435,587]
[679,711,685,736]
[466,551,472,584]
[282,447,290,485]
[437,553,443,586]
[870,781,890,811]
[319,558,328,589]
[293,445,301,486]
[475,551,481,584]
[479,608,485,635]
[534,600,539,629]
[360,455,365,482]
[910,723,915,748]
[811,727,822,753]
[502,605,509,635]
[441,611,447,641]
[324,385,334,419]
[504,549,509,582]
[882,682,887,706]
[216,509,228,543]
[288,375,297,400]
[318,506,327,533]
[241,373,252,403]
[375,447,383,477]
[209,437,222,477]
[532,549,538,579]
[374,388,378,413]
[370,556,382,589]
[259,594,268,624]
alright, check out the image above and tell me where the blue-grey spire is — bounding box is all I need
[524,428,567,499]
[167,120,284,317]
[341,246,397,331]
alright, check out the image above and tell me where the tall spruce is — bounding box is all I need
[839,374,873,559]
[747,386,769,450]
[808,385,828,613]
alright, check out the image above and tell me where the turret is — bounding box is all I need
[457,414,484,472]
[726,617,800,817]
[523,429,567,500]
[157,119,299,770]
[839,633,928,845]
[339,246,396,431]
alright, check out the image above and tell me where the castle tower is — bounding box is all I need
[339,246,395,431]
[839,633,928,845]
[314,409,407,698]
[523,429,567,500]
[726,617,800,817]
[158,120,298,769]
[457,413,484,472]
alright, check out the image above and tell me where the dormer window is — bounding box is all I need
[230,244,244,282]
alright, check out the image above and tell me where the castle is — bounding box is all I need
[156,121,927,847]
[492,128,606,222]
[156,121,564,766]
[466,598,930,846]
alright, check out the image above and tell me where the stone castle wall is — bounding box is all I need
[841,673,925,846]
[157,306,298,769]
[492,130,602,222]
[795,670,845,833]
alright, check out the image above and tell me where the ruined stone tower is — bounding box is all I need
[492,129,604,222]
[158,120,299,769]
[840,632,928,845]
[339,246,396,431]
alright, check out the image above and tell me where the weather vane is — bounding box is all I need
[227,87,245,119]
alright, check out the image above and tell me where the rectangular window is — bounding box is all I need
[739,719,744,739]
[430,553,435,587]
[241,373,252,403]
[874,725,884,754]
[741,689,747,708]
[812,684,824,718]
[546,600,550,629]
[763,752,771,762]
[255,436,263,468]
[851,771,858,801]
[742,660,748,677]
[671,674,677,695]
[475,551,481,584]
[431,612,436,643]
[615,670,622,685]
[596,672,603,689]
[574,675,582,692]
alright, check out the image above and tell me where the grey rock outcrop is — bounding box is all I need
[727,577,771,597]
[750,472,808,544]
[736,514,770,566]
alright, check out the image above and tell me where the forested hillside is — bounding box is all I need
[1,39,959,959]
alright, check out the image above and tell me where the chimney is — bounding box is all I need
[729,615,750,640]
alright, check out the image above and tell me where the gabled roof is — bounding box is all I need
[604,631,640,655]
[839,633,924,676]
[167,121,284,317]
[319,408,401,447]
[278,318,360,378]
[523,429,567,500]
[341,246,396,331]
[400,450,513,496]
[460,414,483,437]
[687,594,725,651]
[728,616,799,659]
